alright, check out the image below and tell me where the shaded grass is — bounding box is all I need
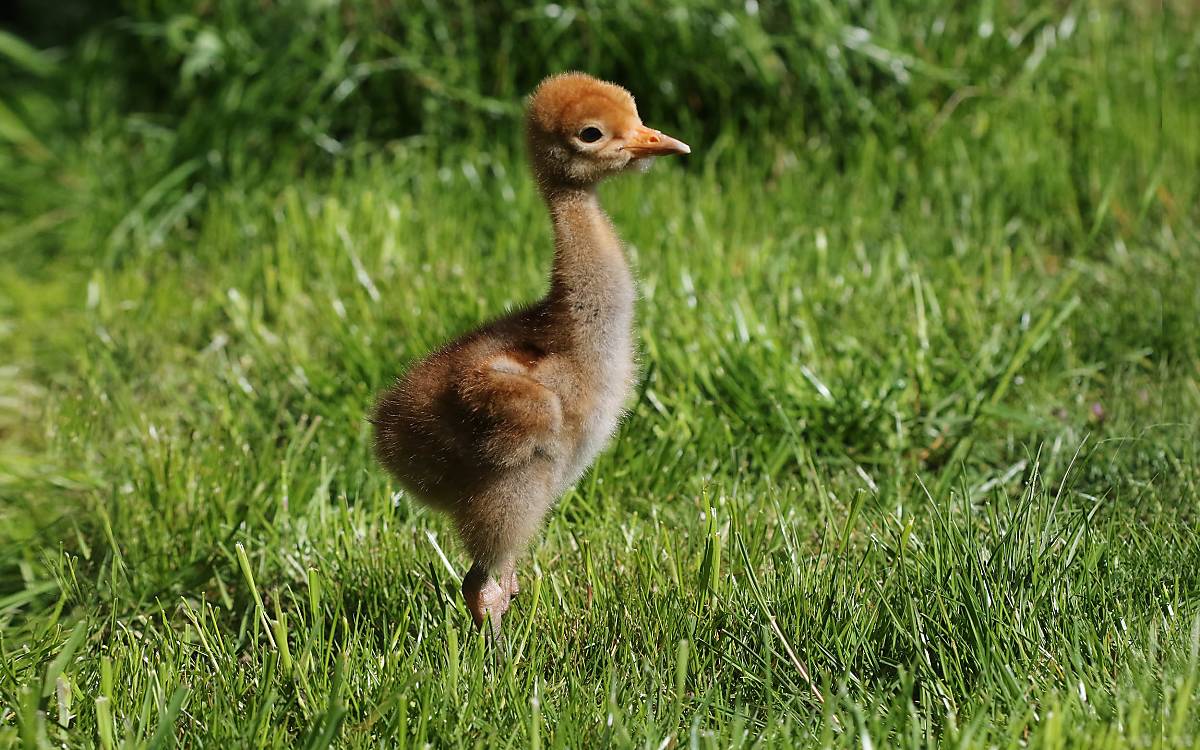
[2,0,1200,747]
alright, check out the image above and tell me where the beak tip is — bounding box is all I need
[631,127,692,158]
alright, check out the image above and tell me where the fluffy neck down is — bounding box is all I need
[543,185,635,359]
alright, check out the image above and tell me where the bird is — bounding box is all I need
[371,72,691,633]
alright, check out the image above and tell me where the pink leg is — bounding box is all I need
[501,559,520,598]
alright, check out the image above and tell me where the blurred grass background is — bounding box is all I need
[5,0,1193,265]
[1,0,1199,748]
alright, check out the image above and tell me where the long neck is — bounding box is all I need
[543,185,635,356]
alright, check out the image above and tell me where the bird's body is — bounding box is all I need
[371,73,689,631]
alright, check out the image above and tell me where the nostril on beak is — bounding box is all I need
[628,126,690,157]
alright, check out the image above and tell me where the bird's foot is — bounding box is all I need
[462,566,511,635]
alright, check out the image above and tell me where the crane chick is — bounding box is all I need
[372,73,691,633]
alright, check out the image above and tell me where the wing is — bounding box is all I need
[457,351,563,468]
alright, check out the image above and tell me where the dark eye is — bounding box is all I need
[578,126,604,143]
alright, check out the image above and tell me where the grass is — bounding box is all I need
[2,1,1200,747]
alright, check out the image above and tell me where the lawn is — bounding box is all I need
[1,1,1198,747]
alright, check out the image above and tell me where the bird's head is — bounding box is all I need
[525,72,691,189]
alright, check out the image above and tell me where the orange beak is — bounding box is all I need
[624,125,691,158]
